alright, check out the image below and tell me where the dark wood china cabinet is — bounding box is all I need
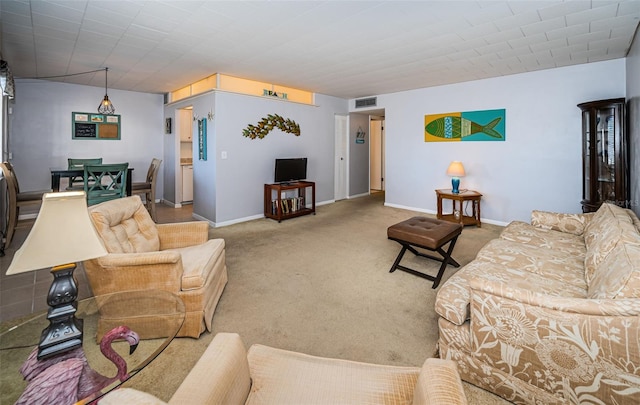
[578,98,629,213]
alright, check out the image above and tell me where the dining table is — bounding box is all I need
[50,167,134,196]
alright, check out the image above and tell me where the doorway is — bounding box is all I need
[370,116,385,192]
[176,107,194,205]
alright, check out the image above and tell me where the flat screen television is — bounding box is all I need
[274,158,307,183]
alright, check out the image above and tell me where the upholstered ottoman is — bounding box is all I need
[387,217,462,288]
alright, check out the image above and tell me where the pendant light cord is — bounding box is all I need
[19,67,107,80]
[104,67,108,93]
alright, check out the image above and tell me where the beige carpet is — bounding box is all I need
[1,193,512,404]
[122,192,511,403]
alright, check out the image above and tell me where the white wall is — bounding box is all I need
[165,91,348,225]
[9,80,164,196]
[213,92,347,225]
[8,57,631,226]
[626,27,640,218]
[353,59,626,225]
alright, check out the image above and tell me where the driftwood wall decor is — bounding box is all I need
[242,114,300,140]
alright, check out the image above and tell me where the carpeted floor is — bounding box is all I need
[1,192,512,404]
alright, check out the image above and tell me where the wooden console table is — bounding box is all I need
[264,181,315,222]
[436,189,482,227]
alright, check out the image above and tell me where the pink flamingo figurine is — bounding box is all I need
[15,325,139,405]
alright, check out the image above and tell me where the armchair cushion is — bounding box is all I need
[89,195,159,253]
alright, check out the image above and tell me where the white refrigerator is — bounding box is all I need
[182,165,193,202]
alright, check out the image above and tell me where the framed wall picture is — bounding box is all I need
[165,117,172,134]
[72,112,121,140]
[198,118,207,160]
[424,109,505,142]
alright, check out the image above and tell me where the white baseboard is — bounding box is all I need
[383,202,508,227]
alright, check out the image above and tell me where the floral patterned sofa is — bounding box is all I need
[435,203,640,404]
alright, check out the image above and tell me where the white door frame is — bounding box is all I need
[175,107,193,207]
[369,115,385,191]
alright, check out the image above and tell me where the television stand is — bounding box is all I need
[264,181,315,222]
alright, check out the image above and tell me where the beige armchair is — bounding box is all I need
[83,195,227,338]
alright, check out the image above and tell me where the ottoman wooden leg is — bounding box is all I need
[431,235,460,288]
[388,236,461,289]
[389,245,409,274]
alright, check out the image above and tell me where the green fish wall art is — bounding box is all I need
[425,109,506,142]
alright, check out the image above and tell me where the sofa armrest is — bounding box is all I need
[413,358,467,405]
[83,251,183,296]
[467,278,640,402]
[157,222,210,250]
[168,333,251,405]
[530,210,594,236]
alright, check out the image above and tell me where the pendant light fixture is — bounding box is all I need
[97,67,115,114]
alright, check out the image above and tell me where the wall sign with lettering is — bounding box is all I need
[72,112,121,140]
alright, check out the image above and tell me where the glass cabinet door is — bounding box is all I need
[595,107,617,202]
[582,110,592,204]
[578,98,627,213]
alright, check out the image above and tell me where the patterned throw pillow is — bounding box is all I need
[531,210,592,235]
[588,242,640,299]
[583,203,635,284]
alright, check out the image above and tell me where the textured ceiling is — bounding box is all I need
[1,1,639,99]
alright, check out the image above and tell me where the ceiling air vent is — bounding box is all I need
[355,97,377,108]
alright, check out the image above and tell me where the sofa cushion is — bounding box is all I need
[584,203,634,245]
[498,221,586,257]
[246,343,419,405]
[583,203,636,282]
[89,195,160,253]
[435,256,587,326]
[584,220,639,285]
[530,210,593,236]
[588,242,640,299]
[475,239,586,290]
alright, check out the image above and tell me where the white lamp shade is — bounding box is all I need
[446,161,466,177]
[6,191,107,275]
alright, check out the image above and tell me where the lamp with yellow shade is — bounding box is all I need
[6,191,107,359]
[446,161,466,194]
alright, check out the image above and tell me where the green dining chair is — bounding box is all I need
[67,158,103,190]
[83,163,129,206]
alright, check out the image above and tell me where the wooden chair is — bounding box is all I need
[0,162,51,248]
[83,163,129,206]
[132,158,162,221]
[67,158,102,190]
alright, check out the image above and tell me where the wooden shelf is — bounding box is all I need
[264,181,315,222]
